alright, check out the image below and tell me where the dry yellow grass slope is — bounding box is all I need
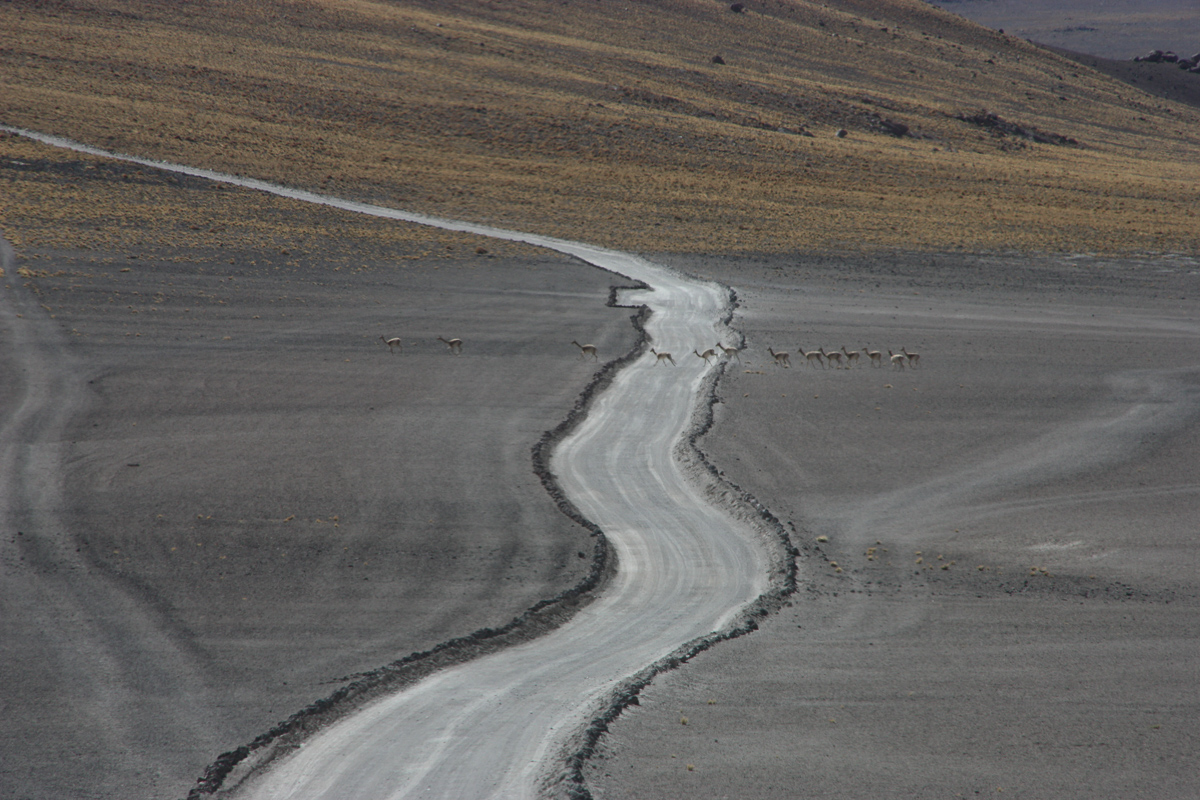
[2,0,1199,254]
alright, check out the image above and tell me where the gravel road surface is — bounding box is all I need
[236,246,768,800]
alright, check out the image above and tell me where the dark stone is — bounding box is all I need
[835,128,848,138]
[730,2,745,12]
[711,54,725,65]
[1163,52,1179,63]
[879,118,909,137]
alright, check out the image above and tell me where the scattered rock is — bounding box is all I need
[834,128,847,138]
[729,3,745,13]
[711,54,725,65]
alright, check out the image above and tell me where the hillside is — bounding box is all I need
[3,0,1199,254]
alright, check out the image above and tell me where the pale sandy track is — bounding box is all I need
[1,127,769,799]
[234,215,767,800]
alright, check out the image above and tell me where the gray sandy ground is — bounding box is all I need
[0,233,636,799]
[587,253,1200,799]
[929,0,1198,60]
[5,201,1199,800]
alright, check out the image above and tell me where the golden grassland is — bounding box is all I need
[2,0,1199,255]
[0,134,546,264]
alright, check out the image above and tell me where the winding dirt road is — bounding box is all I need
[2,128,769,799]
[240,264,765,800]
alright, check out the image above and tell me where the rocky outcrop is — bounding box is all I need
[1135,49,1200,73]
[956,110,1079,147]
[877,118,909,137]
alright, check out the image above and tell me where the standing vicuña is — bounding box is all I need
[438,336,463,355]
[650,348,676,366]
[572,340,599,360]
[715,343,742,362]
[820,347,843,369]
[380,336,402,354]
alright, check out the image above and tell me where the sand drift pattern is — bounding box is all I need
[3,127,769,798]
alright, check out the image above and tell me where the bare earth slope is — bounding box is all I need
[1050,47,1200,113]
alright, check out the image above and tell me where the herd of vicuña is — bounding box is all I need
[760,346,920,369]
[640,342,919,369]
[379,337,920,369]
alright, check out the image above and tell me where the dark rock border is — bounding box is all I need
[544,282,801,800]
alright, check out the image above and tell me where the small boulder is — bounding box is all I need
[730,2,745,12]
[835,128,848,138]
[711,54,725,65]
